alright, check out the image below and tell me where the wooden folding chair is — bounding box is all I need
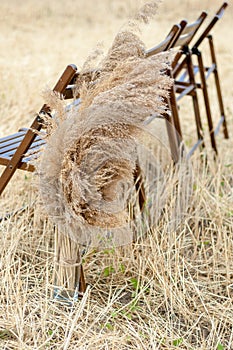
[174,2,229,155]
[146,11,208,158]
[0,64,87,296]
[171,12,207,150]
[146,23,184,162]
[0,64,78,195]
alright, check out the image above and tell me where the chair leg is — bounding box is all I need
[185,52,205,150]
[134,163,146,212]
[208,35,229,139]
[79,264,87,294]
[169,85,182,140]
[167,86,184,162]
[0,108,49,195]
[166,118,180,163]
[195,48,218,155]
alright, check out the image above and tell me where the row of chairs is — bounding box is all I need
[0,2,229,297]
[0,2,229,197]
[146,1,229,159]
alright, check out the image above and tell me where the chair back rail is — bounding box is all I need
[193,2,228,49]
[145,24,181,57]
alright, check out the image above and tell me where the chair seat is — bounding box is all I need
[0,129,45,171]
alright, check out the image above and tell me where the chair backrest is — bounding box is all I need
[192,2,228,49]
[145,24,181,57]
[174,12,207,48]
[171,12,207,67]
[146,11,207,58]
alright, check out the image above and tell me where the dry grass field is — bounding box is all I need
[0,1,233,349]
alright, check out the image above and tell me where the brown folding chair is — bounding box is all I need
[0,64,78,195]
[146,23,184,162]
[146,11,208,158]
[174,2,229,155]
[0,64,87,297]
[171,12,207,149]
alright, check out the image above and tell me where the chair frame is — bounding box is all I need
[173,13,207,152]
[146,11,208,157]
[173,2,229,155]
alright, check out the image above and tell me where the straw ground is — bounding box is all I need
[0,1,233,349]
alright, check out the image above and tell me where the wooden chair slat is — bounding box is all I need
[0,130,27,144]
[2,139,45,159]
[0,134,43,155]
[145,24,181,56]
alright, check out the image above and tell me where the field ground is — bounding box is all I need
[0,1,233,349]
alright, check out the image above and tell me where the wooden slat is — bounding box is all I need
[2,139,45,158]
[0,130,26,144]
[146,24,181,56]
[0,134,43,155]
[176,84,195,99]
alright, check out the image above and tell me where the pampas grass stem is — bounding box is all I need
[53,228,83,301]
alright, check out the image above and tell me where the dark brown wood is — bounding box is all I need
[146,24,181,57]
[0,64,77,195]
[192,2,228,49]
[208,34,229,139]
[185,52,205,148]
[146,11,208,158]
[172,12,207,69]
[79,265,87,294]
[168,84,182,141]
[134,163,147,212]
[174,2,229,153]
[196,49,218,154]
[191,2,229,150]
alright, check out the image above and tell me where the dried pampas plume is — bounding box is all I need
[37,1,174,247]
